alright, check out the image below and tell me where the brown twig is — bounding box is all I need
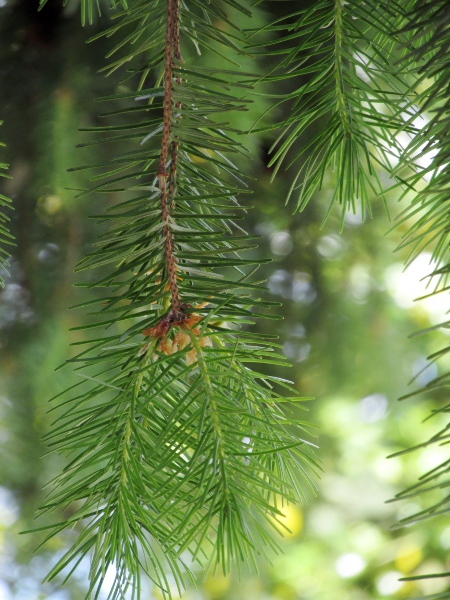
[169,0,182,210]
[158,0,182,317]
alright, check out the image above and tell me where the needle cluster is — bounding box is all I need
[31,1,318,598]
[250,0,417,225]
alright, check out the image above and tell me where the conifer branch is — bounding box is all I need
[25,3,450,599]
[333,0,351,139]
[30,2,318,598]
[387,4,450,592]
[252,0,414,221]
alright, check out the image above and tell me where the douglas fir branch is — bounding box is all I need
[10,0,450,599]
[31,1,319,598]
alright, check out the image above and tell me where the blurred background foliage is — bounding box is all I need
[0,0,448,599]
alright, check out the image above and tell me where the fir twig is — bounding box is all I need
[31,2,319,598]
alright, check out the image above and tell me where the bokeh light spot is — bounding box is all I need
[335,553,366,578]
[376,571,403,596]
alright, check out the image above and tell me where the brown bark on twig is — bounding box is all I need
[169,0,181,210]
[158,0,182,317]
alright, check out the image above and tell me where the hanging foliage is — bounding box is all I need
[17,0,450,598]
[30,1,318,598]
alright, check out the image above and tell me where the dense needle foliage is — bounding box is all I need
[251,0,414,222]
[29,1,318,598]
[386,2,450,588]
[0,0,446,598]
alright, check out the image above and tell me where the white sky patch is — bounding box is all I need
[384,253,449,326]
[380,105,444,183]
[0,487,18,526]
[398,113,438,175]
[350,53,447,184]
[354,52,371,84]
[417,445,449,474]
[87,563,135,600]
[0,581,12,600]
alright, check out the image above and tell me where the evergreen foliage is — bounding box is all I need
[31,1,318,598]
[260,1,450,590]
[14,0,450,598]
[250,0,414,224]
[386,1,450,590]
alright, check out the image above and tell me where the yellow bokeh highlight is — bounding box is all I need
[395,543,423,574]
[271,504,304,539]
[38,194,62,215]
[272,581,296,600]
[203,572,231,599]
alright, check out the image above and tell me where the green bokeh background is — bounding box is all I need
[0,1,449,599]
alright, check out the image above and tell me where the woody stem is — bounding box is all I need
[169,0,181,209]
[158,0,181,315]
